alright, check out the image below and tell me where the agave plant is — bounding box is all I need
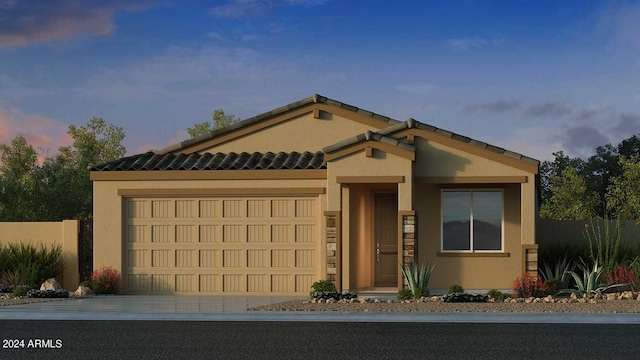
[539,255,575,290]
[400,260,436,298]
[562,259,625,296]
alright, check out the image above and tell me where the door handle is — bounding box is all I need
[376,243,380,262]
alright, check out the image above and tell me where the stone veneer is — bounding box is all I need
[325,213,338,285]
[401,212,416,285]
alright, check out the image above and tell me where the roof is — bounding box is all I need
[158,94,401,155]
[90,151,326,171]
[376,118,540,167]
[323,130,416,154]
[91,94,539,172]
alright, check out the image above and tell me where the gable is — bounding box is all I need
[166,95,399,155]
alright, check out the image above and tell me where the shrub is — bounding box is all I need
[400,260,436,299]
[561,259,626,296]
[0,242,64,288]
[397,288,413,300]
[512,272,549,298]
[539,255,575,290]
[87,266,121,294]
[606,264,637,292]
[448,284,464,294]
[486,289,511,302]
[12,285,30,297]
[443,293,488,303]
[27,289,70,298]
[310,279,337,296]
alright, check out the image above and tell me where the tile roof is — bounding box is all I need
[158,94,401,155]
[322,130,416,154]
[90,151,326,171]
[377,118,540,166]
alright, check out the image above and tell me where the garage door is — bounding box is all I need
[124,196,320,294]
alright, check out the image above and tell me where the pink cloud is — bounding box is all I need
[0,105,71,163]
[0,1,163,49]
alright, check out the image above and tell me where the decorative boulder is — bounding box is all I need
[74,286,94,296]
[40,278,62,291]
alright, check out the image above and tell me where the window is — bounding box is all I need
[441,190,503,252]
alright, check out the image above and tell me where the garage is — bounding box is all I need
[123,195,320,294]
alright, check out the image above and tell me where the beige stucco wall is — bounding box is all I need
[414,138,533,177]
[0,220,80,291]
[415,183,523,290]
[93,178,328,292]
[327,150,413,212]
[201,112,375,154]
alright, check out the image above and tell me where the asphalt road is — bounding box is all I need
[2,321,639,359]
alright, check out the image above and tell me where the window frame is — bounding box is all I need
[440,189,504,253]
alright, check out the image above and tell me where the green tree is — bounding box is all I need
[188,109,239,138]
[56,117,126,220]
[0,136,40,221]
[539,151,586,205]
[59,117,126,168]
[539,167,598,220]
[606,155,640,220]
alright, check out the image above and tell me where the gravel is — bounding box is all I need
[0,293,74,306]
[250,295,640,314]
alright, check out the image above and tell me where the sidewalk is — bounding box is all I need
[2,295,640,323]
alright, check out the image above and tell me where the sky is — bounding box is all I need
[1,0,640,161]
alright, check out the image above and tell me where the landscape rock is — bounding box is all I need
[40,278,61,291]
[74,286,94,296]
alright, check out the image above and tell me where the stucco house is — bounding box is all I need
[90,94,540,295]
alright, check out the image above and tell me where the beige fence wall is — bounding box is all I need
[537,218,640,246]
[0,220,80,291]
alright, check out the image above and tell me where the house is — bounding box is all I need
[90,94,540,295]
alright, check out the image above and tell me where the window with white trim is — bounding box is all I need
[441,190,503,252]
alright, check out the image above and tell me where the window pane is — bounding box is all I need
[442,192,471,251]
[472,192,502,251]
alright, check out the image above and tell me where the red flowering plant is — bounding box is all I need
[606,264,637,292]
[86,266,121,295]
[512,272,550,298]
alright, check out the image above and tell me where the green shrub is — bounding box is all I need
[486,289,511,302]
[397,288,412,300]
[87,266,121,294]
[0,242,64,288]
[539,255,574,290]
[400,260,436,299]
[12,285,30,297]
[310,279,337,296]
[448,284,464,294]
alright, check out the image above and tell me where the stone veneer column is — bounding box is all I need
[522,245,538,274]
[324,211,341,289]
[400,211,416,286]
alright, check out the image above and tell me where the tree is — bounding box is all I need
[606,155,640,220]
[188,109,239,138]
[539,151,586,205]
[539,167,598,220]
[0,136,40,221]
[59,117,126,168]
[55,117,126,220]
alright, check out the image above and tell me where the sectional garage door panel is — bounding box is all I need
[124,196,320,294]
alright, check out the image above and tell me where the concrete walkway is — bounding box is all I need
[2,295,640,324]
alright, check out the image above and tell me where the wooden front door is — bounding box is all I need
[373,193,398,287]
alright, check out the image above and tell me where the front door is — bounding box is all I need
[373,193,398,287]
